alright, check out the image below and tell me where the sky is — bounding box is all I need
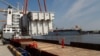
[0,0,100,30]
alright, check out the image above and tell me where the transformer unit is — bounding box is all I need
[21,12,54,36]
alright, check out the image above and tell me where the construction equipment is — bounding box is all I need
[43,0,47,12]
[23,0,28,14]
[38,0,42,12]
[37,0,47,12]
[0,8,7,12]
[0,20,6,22]
[0,0,17,10]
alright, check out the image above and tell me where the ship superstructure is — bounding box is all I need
[3,6,23,39]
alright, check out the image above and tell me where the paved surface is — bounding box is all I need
[0,39,13,56]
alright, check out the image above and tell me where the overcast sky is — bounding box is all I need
[0,0,100,30]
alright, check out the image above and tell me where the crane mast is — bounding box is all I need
[0,0,17,10]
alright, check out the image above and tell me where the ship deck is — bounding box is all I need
[20,41,100,56]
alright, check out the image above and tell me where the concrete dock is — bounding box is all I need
[0,39,13,56]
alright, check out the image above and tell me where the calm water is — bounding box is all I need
[32,34,100,45]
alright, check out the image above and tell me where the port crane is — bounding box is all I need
[0,20,6,22]
[0,0,48,22]
[0,0,17,10]
[0,0,48,14]
[0,0,47,22]
[0,0,19,23]
[38,0,47,12]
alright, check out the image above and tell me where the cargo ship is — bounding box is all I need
[1,2,83,45]
[1,0,99,46]
[2,6,23,39]
[1,0,100,56]
[0,0,55,43]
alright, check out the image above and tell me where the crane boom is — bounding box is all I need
[23,0,28,14]
[38,0,42,12]
[0,9,7,12]
[43,0,47,12]
[0,20,6,22]
[0,0,17,10]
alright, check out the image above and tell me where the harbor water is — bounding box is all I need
[32,34,100,45]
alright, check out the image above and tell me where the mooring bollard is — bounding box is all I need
[61,38,64,48]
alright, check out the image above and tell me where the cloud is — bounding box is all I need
[64,0,100,20]
[0,0,100,30]
[51,0,77,28]
[55,0,100,30]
